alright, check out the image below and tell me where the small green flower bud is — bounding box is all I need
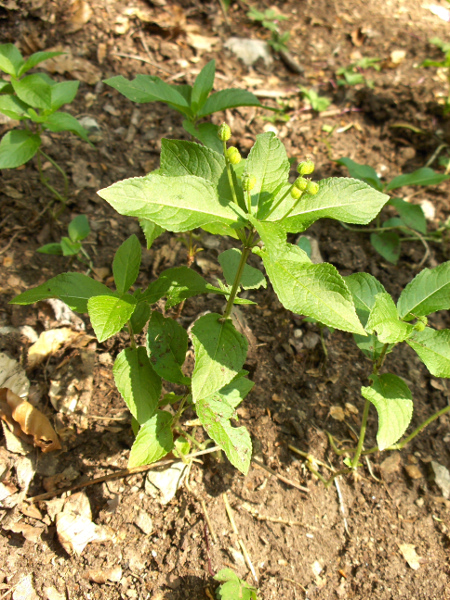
[226,146,241,165]
[218,123,231,142]
[297,160,315,176]
[294,177,308,191]
[290,187,302,200]
[414,321,426,332]
[306,181,319,195]
[242,173,257,191]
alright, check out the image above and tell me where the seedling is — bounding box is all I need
[215,568,258,600]
[247,7,290,53]
[104,60,261,153]
[0,43,90,207]
[37,215,93,271]
[299,86,331,112]
[298,264,450,486]
[421,37,450,113]
[336,57,380,88]
[336,157,450,264]
[11,128,388,475]
[261,98,291,124]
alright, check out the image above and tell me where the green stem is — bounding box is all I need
[39,149,69,202]
[350,397,371,469]
[222,235,254,320]
[265,183,295,219]
[36,151,64,206]
[394,404,450,450]
[174,426,203,449]
[127,322,136,350]
[172,394,190,428]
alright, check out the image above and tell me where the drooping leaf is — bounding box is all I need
[147,312,190,385]
[11,74,52,110]
[191,313,248,402]
[361,374,413,450]
[97,174,245,233]
[43,112,90,142]
[197,88,261,117]
[0,130,41,168]
[113,346,162,424]
[386,167,450,191]
[218,248,267,290]
[407,328,450,377]
[370,231,401,264]
[0,43,24,76]
[139,218,165,249]
[181,120,223,153]
[397,261,450,319]
[112,235,142,295]
[389,197,427,234]
[260,249,365,334]
[68,215,90,242]
[142,266,219,307]
[129,302,151,334]
[128,411,174,468]
[197,394,252,474]
[191,59,215,112]
[87,294,137,342]
[10,272,115,313]
[335,157,383,191]
[366,292,414,343]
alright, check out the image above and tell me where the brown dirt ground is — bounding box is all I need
[1,0,450,598]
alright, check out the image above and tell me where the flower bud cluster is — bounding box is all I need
[226,146,241,165]
[218,122,231,142]
[242,172,256,192]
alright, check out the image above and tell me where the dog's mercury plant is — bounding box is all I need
[11,126,389,474]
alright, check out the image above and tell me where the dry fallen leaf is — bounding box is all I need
[399,543,421,570]
[27,327,79,369]
[43,47,102,85]
[329,406,346,421]
[0,353,30,397]
[66,0,92,33]
[0,388,61,453]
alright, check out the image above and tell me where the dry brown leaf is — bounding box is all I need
[329,406,345,421]
[27,327,78,369]
[9,522,44,543]
[66,0,93,33]
[399,543,421,570]
[43,48,102,85]
[0,388,61,453]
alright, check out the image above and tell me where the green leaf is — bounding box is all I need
[129,302,151,334]
[147,312,190,385]
[112,235,142,295]
[113,346,162,424]
[0,79,12,92]
[68,215,90,242]
[49,80,79,110]
[218,248,267,290]
[139,218,165,249]
[215,372,254,408]
[12,74,52,109]
[128,411,174,467]
[60,237,81,256]
[191,313,248,402]
[244,132,290,216]
[87,294,137,342]
[43,112,90,142]
[407,328,450,378]
[10,272,114,313]
[214,569,258,600]
[370,231,401,264]
[251,218,288,258]
[37,243,63,255]
[361,374,413,450]
[279,178,390,232]
[366,292,414,343]
[0,130,41,168]
[197,88,261,117]
[143,266,214,307]
[17,51,64,76]
[197,394,252,474]
[397,261,450,319]
[260,249,365,334]
[0,95,30,120]
[191,59,215,112]
[389,197,427,234]
[0,43,24,76]
[97,173,245,233]
[335,157,383,191]
[387,167,450,191]
[181,120,222,153]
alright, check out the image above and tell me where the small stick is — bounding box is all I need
[26,446,220,503]
[111,52,171,74]
[241,505,319,531]
[252,457,309,493]
[334,478,350,536]
[288,445,334,472]
[201,498,218,544]
[281,577,307,592]
[223,492,258,585]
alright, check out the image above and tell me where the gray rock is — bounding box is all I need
[431,461,450,499]
[224,37,273,67]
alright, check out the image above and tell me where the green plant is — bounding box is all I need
[0,43,90,207]
[104,60,262,153]
[261,98,291,124]
[215,568,258,600]
[336,57,380,88]
[37,215,93,271]
[247,6,290,53]
[300,263,450,486]
[336,157,450,264]
[299,86,331,112]
[421,37,450,113]
[11,128,388,475]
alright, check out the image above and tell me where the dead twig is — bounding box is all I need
[111,51,171,74]
[223,492,258,585]
[251,457,309,493]
[241,504,319,531]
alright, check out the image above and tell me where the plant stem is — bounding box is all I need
[127,322,136,350]
[36,151,64,206]
[265,184,294,218]
[39,149,69,202]
[350,397,371,469]
[222,235,254,320]
[394,404,450,450]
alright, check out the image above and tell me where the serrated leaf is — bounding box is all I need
[191,59,215,111]
[197,88,261,117]
[182,120,223,153]
[97,174,245,233]
[128,411,174,467]
[260,249,365,334]
[216,373,254,408]
[366,292,414,343]
[12,74,52,109]
[18,51,64,76]
[139,218,165,249]
[147,312,190,385]
[407,328,450,377]
[129,302,151,334]
[68,215,90,242]
[279,178,389,232]
[142,266,216,307]
[251,217,288,258]
[50,80,79,110]
[389,197,427,234]
[370,231,401,264]
[113,235,142,295]
[214,569,258,600]
[397,261,450,319]
[10,272,115,312]
[0,43,24,76]
[0,130,41,168]
[113,346,162,424]
[344,272,386,326]
[0,95,30,120]
[361,374,413,450]
[191,313,248,402]
[87,294,137,342]
[218,248,267,290]
[387,167,450,191]
[335,157,383,191]
[197,394,252,474]
[43,111,90,142]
